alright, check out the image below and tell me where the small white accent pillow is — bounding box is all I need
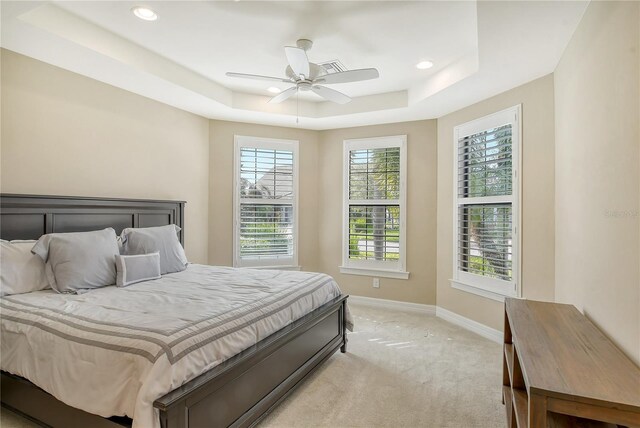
[115,253,161,287]
[0,240,51,296]
[120,225,188,275]
[32,228,120,294]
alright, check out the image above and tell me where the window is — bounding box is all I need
[452,106,521,300]
[341,136,408,279]
[233,136,298,268]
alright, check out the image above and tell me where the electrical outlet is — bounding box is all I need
[372,278,380,288]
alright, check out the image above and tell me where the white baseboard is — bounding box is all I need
[348,295,435,315]
[435,306,503,343]
[348,295,502,344]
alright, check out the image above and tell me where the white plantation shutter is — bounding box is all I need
[342,136,407,278]
[348,147,401,200]
[457,125,512,198]
[234,137,298,268]
[453,106,520,298]
[458,204,512,281]
[240,148,294,199]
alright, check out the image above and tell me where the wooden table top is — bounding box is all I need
[506,298,640,411]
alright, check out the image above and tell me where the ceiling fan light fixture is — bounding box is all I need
[132,6,158,21]
[267,87,281,94]
[416,60,434,70]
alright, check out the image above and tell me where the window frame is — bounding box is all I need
[233,135,299,269]
[340,135,409,280]
[451,105,522,301]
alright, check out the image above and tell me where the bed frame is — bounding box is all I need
[0,194,348,428]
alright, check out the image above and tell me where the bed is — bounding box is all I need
[0,194,350,428]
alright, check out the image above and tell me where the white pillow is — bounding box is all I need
[115,252,161,287]
[0,240,50,296]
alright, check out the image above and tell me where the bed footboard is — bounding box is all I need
[1,295,348,428]
[154,295,349,428]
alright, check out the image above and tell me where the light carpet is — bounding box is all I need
[1,301,505,428]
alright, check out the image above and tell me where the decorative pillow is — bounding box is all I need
[120,225,188,275]
[0,240,51,296]
[115,252,161,287]
[31,228,120,294]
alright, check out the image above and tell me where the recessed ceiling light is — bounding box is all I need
[416,60,434,70]
[267,87,281,94]
[132,6,158,21]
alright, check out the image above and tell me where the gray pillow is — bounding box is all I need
[31,228,119,294]
[120,225,188,274]
[115,252,161,287]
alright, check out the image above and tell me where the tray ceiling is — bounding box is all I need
[1,1,588,129]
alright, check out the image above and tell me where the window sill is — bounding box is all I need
[339,266,410,280]
[240,265,301,271]
[449,279,517,302]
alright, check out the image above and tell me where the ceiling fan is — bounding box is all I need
[226,39,379,105]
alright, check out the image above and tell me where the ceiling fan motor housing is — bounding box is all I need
[286,63,326,82]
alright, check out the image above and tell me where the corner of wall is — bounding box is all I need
[552,0,640,364]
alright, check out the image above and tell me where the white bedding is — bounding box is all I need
[0,264,351,428]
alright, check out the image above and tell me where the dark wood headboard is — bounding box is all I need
[0,194,185,245]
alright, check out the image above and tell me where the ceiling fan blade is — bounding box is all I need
[268,86,298,104]
[284,46,310,79]
[312,85,351,104]
[317,68,379,85]
[226,72,291,83]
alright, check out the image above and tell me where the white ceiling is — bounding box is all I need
[1,1,588,130]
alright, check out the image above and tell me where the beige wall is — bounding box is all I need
[208,120,320,271]
[436,75,556,331]
[317,121,438,305]
[0,49,210,263]
[554,1,640,364]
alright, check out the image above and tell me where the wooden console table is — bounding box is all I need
[502,298,640,428]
